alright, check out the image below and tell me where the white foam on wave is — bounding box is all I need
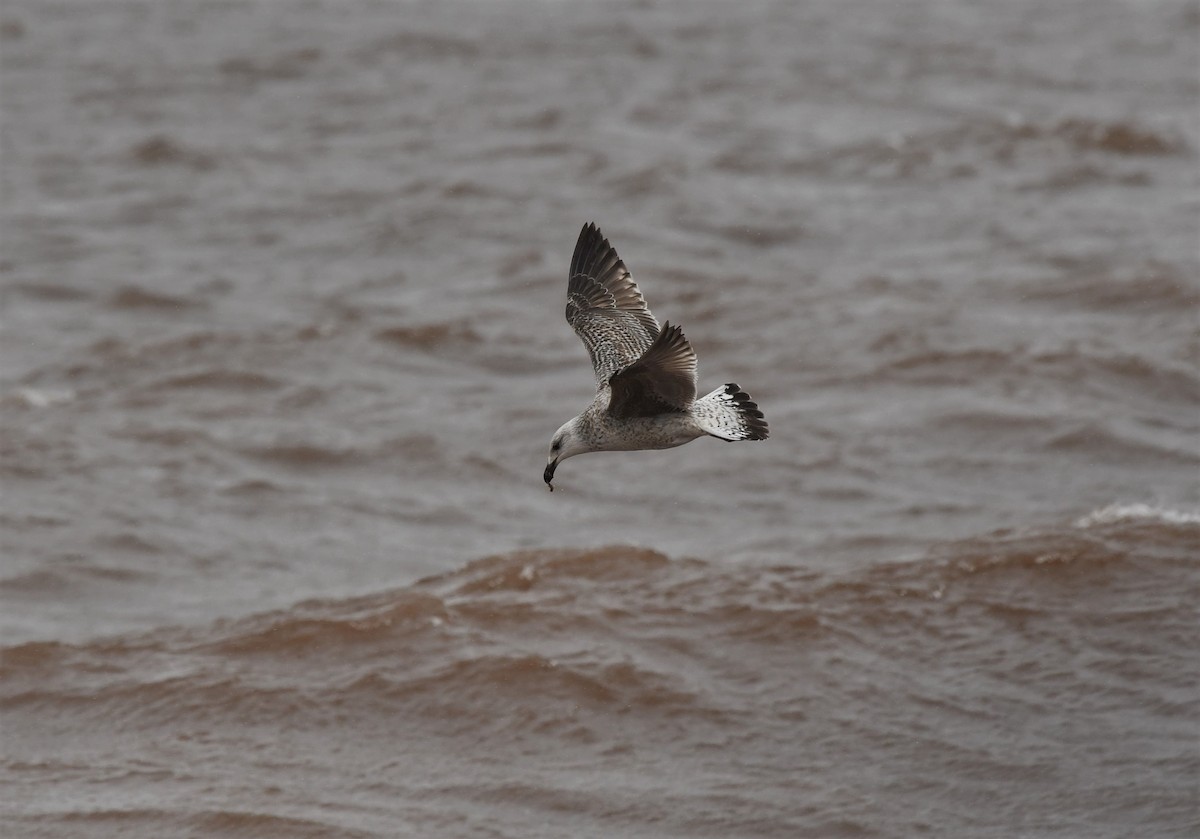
[9,387,75,409]
[1075,503,1200,529]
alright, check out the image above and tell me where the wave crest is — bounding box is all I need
[1075,503,1200,529]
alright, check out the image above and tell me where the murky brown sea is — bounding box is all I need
[2,1,1198,836]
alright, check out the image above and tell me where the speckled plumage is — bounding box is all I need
[545,223,767,490]
[564,222,660,383]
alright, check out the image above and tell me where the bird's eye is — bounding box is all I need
[551,440,561,452]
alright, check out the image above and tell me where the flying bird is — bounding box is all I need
[544,223,768,490]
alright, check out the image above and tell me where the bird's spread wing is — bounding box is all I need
[607,322,697,418]
[565,223,661,383]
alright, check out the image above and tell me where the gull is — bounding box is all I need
[544,223,768,490]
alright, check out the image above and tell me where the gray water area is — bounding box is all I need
[2,1,1198,837]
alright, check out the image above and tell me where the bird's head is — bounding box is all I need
[544,417,590,490]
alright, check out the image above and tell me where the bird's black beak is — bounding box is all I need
[544,460,557,491]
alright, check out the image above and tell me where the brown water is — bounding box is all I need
[2,0,1199,836]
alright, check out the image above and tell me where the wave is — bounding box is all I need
[855,339,1200,414]
[360,30,480,62]
[128,134,217,170]
[1044,421,1200,465]
[202,590,450,657]
[145,369,286,392]
[219,47,322,83]
[373,321,481,351]
[40,809,363,839]
[7,281,93,302]
[1,386,75,410]
[234,431,445,471]
[1075,503,1200,529]
[790,115,1191,182]
[187,810,363,839]
[1052,118,1189,156]
[1013,262,1200,313]
[107,285,203,311]
[4,517,1194,725]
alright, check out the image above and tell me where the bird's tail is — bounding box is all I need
[692,384,769,441]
